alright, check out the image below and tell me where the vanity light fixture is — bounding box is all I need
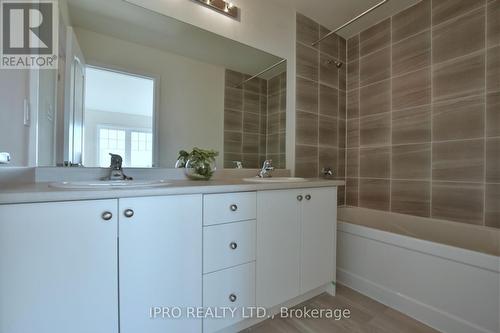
[193,0,239,20]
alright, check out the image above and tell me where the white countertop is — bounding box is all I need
[0,178,345,204]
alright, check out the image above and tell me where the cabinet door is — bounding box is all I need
[119,195,202,333]
[0,200,119,333]
[256,190,301,308]
[300,187,337,294]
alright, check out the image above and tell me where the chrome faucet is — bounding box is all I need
[258,160,274,178]
[104,153,133,181]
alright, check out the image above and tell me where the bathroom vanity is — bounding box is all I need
[0,179,341,333]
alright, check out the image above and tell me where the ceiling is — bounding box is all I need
[67,0,283,78]
[280,0,421,39]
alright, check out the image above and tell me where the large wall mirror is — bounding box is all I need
[0,0,286,169]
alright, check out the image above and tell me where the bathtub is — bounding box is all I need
[337,207,500,333]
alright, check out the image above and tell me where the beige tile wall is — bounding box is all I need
[224,70,286,169]
[295,13,347,204]
[345,0,500,228]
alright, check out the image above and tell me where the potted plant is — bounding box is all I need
[176,148,218,180]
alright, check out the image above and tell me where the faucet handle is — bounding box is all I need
[109,153,123,170]
[322,167,334,177]
[262,159,274,170]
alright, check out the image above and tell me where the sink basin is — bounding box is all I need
[49,180,171,190]
[242,177,308,183]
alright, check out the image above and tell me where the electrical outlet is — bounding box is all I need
[23,99,30,127]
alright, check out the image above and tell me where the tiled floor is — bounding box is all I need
[244,284,440,333]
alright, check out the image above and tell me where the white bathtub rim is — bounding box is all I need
[338,221,500,273]
[337,269,496,333]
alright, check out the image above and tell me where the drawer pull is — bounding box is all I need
[230,204,238,212]
[229,293,237,302]
[124,209,134,218]
[101,211,113,221]
[229,242,238,250]
[305,194,311,201]
[297,195,303,202]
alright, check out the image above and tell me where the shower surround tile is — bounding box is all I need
[487,92,500,137]
[320,26,339,58]
[487,0,500,47]
[432,8,485,64]
[485,184,500,228]
[486,138,500,183]
[433,53,485,102]
[360,19,391,56]
[296,13,319,46]
[392,105,431,144]
[392,68,431,110]
[296,43,319,81]
[432,0,486,26]
[359,178,390,211]
[392,0,431,43]
[487,45,500,92]
[432,95,485,141]
[432,140,485,182]
[344,0,499,228]
[391,180,431,217]
[432,182,484,225]
[392,30,431,76]
[360,47,391,86]
[360,80,391,117]
[295,14,346,178]
[392,144,431,180]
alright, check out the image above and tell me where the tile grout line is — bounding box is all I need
[389,16,393,213]
[483,3,488,226]
[430,0,434,218]
[316,23,320,178]
[357,33,361,207]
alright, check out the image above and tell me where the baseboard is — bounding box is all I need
[337,269,495,333]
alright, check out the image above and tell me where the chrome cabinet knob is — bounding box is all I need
[229,294,237,302]
[230,204,238,212]
[305,195,312,201]
[229,242,238,250]
[124,209,134,218]
[102,211,113,221]
[297,195,303,202]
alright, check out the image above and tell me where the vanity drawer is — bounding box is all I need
[203,262,255,333]
[203,192,256,226]
[203,220,256,273]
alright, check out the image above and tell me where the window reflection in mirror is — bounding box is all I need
[83,67,155,168]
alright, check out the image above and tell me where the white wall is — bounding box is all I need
[74,28,225,168]
[0,71,29,167]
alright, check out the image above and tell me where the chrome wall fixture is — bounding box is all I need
[193,0,239,20]
[311,0,390,46]
[234,59,287,88]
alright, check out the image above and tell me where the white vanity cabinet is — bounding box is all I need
[0,195,203,333]
[119,195,203,333]
[202,192,257,333]
[256,187,337,308]
[0,200,119,333]
[0,184,338,333]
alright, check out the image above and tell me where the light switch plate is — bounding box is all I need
[0,152,11,164]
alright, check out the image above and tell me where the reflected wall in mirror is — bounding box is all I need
[83,67,155,168]
[224,68,286,169]
[0,0,286,169]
